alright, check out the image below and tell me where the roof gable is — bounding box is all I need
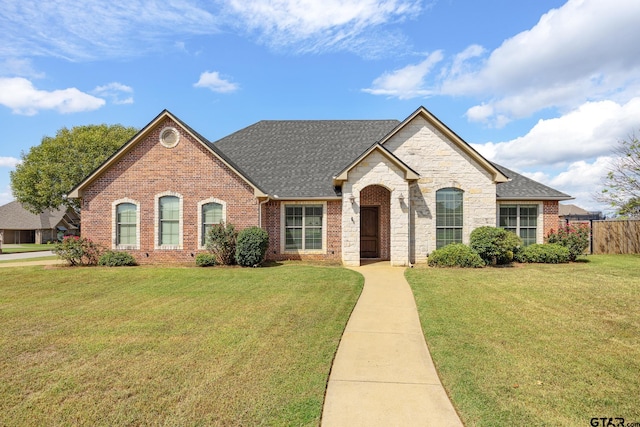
[333,143,419,183]
[68,110,265,199]
[379,106,509,183]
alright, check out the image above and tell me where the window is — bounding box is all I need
[499,204,538,246]
[201,202,223,246]
[116,203,137,246]
[112,198,139,249]
[285,205,323,250]
[159,196,180,246]
[436,188,463,249]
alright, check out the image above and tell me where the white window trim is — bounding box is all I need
[497,202,543,245]
[280,201,327,254]
[155,191,184,250]
[111,198,140,250]
[197,197,227,250]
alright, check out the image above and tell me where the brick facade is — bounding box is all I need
[81,118,259,264]
[543,200,560,239]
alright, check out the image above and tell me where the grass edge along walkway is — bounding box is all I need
[0,264,364,426]
[406,255,640,426]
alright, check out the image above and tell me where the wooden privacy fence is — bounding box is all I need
[591,220,640,254]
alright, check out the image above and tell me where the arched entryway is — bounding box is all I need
[359,185,391,260]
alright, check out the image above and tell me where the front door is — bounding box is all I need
[360,206,379,258]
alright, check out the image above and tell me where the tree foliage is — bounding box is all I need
[599,134,640,218]
[10,124,137,213]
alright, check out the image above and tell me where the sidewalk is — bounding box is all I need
[322,262,463,426]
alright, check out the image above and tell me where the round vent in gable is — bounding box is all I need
[159,127,180,148]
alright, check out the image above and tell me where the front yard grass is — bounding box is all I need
[406,255,640,426]
[0,244,53,253]
[0,264,363,426]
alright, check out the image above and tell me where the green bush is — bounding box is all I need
[205,222,237,265]
[546,223,590,261]
[98,250,137,266]
[235,227,269,267]
[428,243,485,268]
[470,226,522,265]
[53,236,104,266]
[515,243,570,264]
[195,253,217,267]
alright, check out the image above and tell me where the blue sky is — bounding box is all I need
[2,0,640,213]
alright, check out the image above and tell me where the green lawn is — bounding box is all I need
[406,255,640,426]
[0,256,59,264]
[0,244,53,253]
[0,264,363,426]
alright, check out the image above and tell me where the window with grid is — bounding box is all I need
[285,205,323,250]
[201,202,223,246]
[436,188,463,249]
[116,203,136,246]
[499,204,538,246]
[159,196,179,246]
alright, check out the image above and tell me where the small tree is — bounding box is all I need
[470,226,522,265]
[205,222,237,265]
[598,133,640,217]
[546,223,590,261]
[236,227,269,267]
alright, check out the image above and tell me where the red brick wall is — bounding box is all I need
[360,185,391,260]
[81,118,259,264]
[262,200,342,262]
[543,201,559,239]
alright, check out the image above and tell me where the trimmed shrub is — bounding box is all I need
[428,243,485,268]
[195,253,217,267]
[515,243,570,264]
[235,227,269,267]
[53,236,104,266]
[470,226,522,265]
[98,250,137,266]
[546,223,590,261]
[205,222,237,265]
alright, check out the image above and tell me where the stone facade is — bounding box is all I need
[383,115,496,262]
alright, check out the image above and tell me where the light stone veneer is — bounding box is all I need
[342,150,410,267]
[342,115,498,266]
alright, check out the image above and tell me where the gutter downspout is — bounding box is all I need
[258,197,270,228]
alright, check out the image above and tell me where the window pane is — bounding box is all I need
[285,228,302,249]
[520,228,536,246]
[305,228,322,250]
[116,203,136,246]
[161,221,179,245]
[117,203,136,224]
[118,224,136,245]
[436,189,463,249]
[202,203,222,224]
[160,196,179,220]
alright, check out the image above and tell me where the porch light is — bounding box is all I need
[398,193,405,203]
[349,194,356,204]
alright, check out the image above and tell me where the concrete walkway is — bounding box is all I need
[322,262,463,426]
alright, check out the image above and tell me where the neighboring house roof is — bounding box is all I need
[558,204,590,216]
[214,120,400,198]
[0,201,77,230]
[494,164,572,201]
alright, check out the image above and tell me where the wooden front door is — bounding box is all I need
[360,206,379,258]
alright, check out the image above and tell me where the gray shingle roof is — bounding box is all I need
[494,164,572,200]
[214,120,400,198]
[0,201,73,230]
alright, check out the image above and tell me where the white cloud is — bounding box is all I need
[194,71,239,93]
[0,186,14,206]
[472,98,640,168]
[0,77,105,115]
[0,157,20,168]
[0,58,45,79]
[0,0,422,60]
[224,0,422,56]
[93,82,134,105]
[362,51,443,98]
[444,0,640,125]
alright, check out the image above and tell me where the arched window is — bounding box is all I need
[201,202,223,246]
[116,203,137,246]
[159,196,180,246]
[436,188,463,249]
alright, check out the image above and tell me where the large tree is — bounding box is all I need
[11,124,138,213]
[599,133,640,218]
